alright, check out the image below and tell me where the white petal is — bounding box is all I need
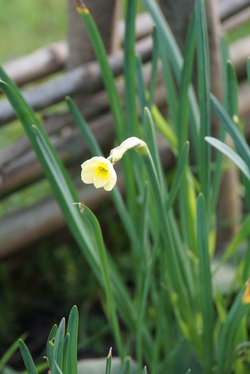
[81,156,104,171]
[93,176,108,189]
[81,169,94,184]
[103,172,117,191]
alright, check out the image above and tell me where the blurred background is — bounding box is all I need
[0,0,250,370]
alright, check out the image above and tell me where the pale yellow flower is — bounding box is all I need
[81,156,117,191]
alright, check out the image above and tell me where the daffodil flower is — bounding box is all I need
[81,137,148,191]
[81,156,117,191]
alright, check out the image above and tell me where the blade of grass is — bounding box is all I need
[195,0,211,203]
[166,142,190,212]
[143,0,199,153]
[118,357,131,374]
[141,149,196,327]
[18,340,38,374]
[197,194,213,374]
[53,318,65,370]
[105,348,112,374]
[216,284,250,374]
[213,213,250,274]
[65,306,78,374]
[136,55,147,122]
[82,206,124,358]
[226,60,239,121]
[210,93,250,166]
[143,107,166,194]
[247,57,250,85]
[147,26,159,110]
[47,341,64,374]
[46,325,58,374]
[220,36,229,108]
[205,137,250,180]
[208,37,228,214]
[0,334,27,372]
[136,184,150,371]
[176,10,197,252]
[62,333,70,374]
[151,105,178,153]
[124,0,139,137]
[177,11,196,150]
[75,1,125,142]
[159,48,178,128]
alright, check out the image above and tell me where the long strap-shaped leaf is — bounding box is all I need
[19,340,38,374]
[216,285,250,374]
[205,136,250,180]
[143,0,199,152]
[210,93,250,166]
[197,194,213,374]
[66,306,78,374]
[195,0,211,203]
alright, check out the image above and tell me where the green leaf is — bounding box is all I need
[195,0,211,202]
[47,341,64,374]
[177,11,196,150]
[118,357,131,374]
[160,46,178,127]
[124,0,139,136]
[166,142,190,212]
[105,348,112,374]
[18,340,38,374]
[205,136,250,180]
[197,194,213,374]
[75,3,125,143]
[210,93,250,166]
[53,318,65,370]
[62,333,70,374]
[136,55,147,122]
[213,213,250,274]
[226,60,238,119]
[151,105,178,153]
[216,285,250,374]
[0,334,27,372]
[83,207,124,358]
[143,107,166,194]
[247,57,250,85]
[66,306,79,374]
[46,325,57,374]
[147,26,159,109]
[143,0,199,154]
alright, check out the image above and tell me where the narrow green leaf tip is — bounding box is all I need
[75,0,89,14]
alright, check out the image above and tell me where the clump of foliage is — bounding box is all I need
[1,0,250,373]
